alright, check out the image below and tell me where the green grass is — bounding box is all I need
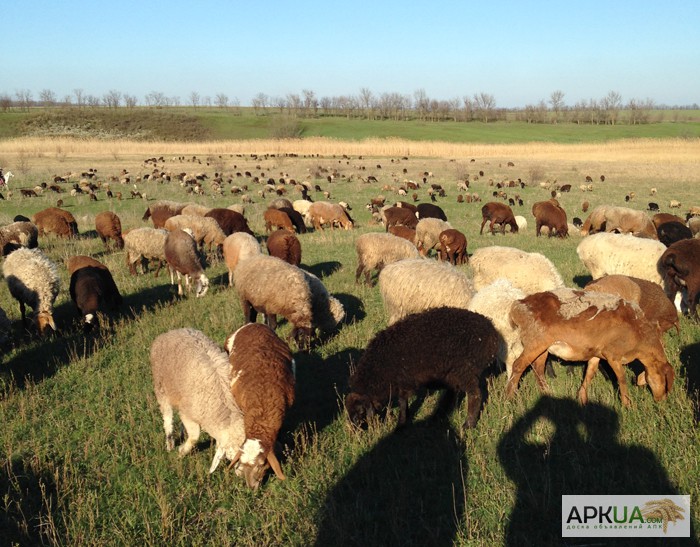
[0,150,698,545]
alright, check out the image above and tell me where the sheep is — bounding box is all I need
[659,238,700,316]
[266,229,302,266]
[514,215,528,232]
[164,215,226,253]
[227,203,246,216]
[205,208,254,236]
[223,232,261,287]
[277,206,307,234]
[378,258,475,325]
[307,201,353,230]
[69,263,122,331]
[688,216,700,237]
[150,328,245,473]
[94,211,124,250]
[345,307,498,430]
[669,200,682,209]
[437,228,468,265]
[506,288,675,407]
[31,207,78,238]
[470,246,564,294]
[2,247,60,335]
[268,197,294,210]
[532,199,568,238]
[576,232,667,288]
[584,275,678,335]
[382,206,418,231]
[233,255,345,348]
[0,221,38,254]
[656,221,693,247]
[580,205,656,238]
[0,306,11,347]
[387,225,416,243]
[652,212,685,228]
[480,202,518,235]
[142,200,185,228]
[415,218,452,257]
[180,203,212,217]
[124,227,168,276]
[164,229,209,297]
[354,232,421,285]
[224,323,295,489]
[416,203,447,221]
[292,199,314,219]
[263,207,294,233]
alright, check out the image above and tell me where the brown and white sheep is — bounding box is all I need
[659,238,700,316]
[266,229,301,266]
[480,202,518,235]
[164,229,209,297]
[415,217,452,257]
[308,201,353,230]
[164,215,227,254]
[69,263,122,331]
[95,211,124,250]
[0,221,38,254]
[224,323,295,489]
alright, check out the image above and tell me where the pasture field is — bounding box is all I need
[0,137,699,545]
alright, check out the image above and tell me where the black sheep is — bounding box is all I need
[345,307,498,430]
[656,221,692,247]
[416,202,447,221]
[69,266,122,331]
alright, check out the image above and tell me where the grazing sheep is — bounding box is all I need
[480,202,518,235]
[150,328,245,473]
[164,215,227,254]
[69,264,122,331]
[669,200,682,209]
[387,225,416,243]
[470,246,564,294]
[576,232,667,288]
[378,258,475,325]
[234,255,344,348]
[266,229,302,266]
[514,215,528,232]
[652,213,685,228]
[292,199,314,220]
[223,232,261,287]
[506,288,675,407]
[308,201,353,230]
[659,238,700,316]
[94,211,124,250]
[66,255,108,275]
[268,198,294,210]
[0,221,38,254]
[656,221,693,247]
[416,203,447,221]
[345,307,498,430]
[224,323,295,489]
[205,208,254,236]
[124,227,168,276]
[143,200,186,228]
[580,205,656,238]
[263,207,294,233]
[2,247,60,335]
[180,203,212,217]
[584,275,678,335]
[688,216,700,237]
[277,206,307,234]
[437,228,468,265]
[532,199,568,238]
[354,232,421,285]
[467,279,525,379]
[415,218,452,257]
[164,229,209,297]
[382,206,419,231]
[32,207,78,238]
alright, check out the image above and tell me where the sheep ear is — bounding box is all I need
[267,452,286,481]
[209,447,225,474]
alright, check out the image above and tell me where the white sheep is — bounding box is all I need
[222,232,261,287]
[469,246,565,294]
[378,258,475,325]
[467,279,525,379]
[124,227,168,276]
[415,217,452,257]
[180,203,212,217]
[150,328,245,473]
[354,232,421,285]
[164,214,226,253]
[2,247,60,335]
[514,215,527,232]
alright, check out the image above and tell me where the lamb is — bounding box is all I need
[164,215,227,253]
[378,258,475,325]
[224,323,295,489]
[308,201,353,230]
[415,217,452,257]
[584,275,678,334]
[266,229,302,266]
[354,232,421,285]
[223,232,261,287]
[580,205,657,238]
[164,229,210,297]
[467,279,526,379]
[532,199,568,238]
[345,307,498,430]
[124,227,168,276]
[480,202,518,235]
[150,328,245,473]
[576,232,667,288]
[69,262,122,331]
[263,208,294,233]
[659,238,700,316]
[0,221,38,255]
[94,211,124,250]
[470,246,564,294]
[2,247,60,335]
[233,255,345,348]
[31,207,78,238]
[437,228,468,265]
[142,200,186,228]
[205,208,254,236]
[506,288,675,406]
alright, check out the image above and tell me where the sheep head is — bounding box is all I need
[229,438,285,490]
[195,273,209,298]
[643,358,675,402]
[345,392,375,428]
[36,311,57,336]
[209,445,241,474]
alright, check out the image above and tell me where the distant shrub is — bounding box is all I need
[528,164,546,184]
[269,116,304,139]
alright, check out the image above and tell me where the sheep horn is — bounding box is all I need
[227,449,242,470]
[266,452,286,481]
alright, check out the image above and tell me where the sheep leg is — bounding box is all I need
[464,378,483,429]
[19,301,27,326]
[228,269,234,287]
[178,416,201,456]
[397,394,409,427]
[158,401,175,451]
[479,218,487,235]
[153,260,163,278]
[532,353,552,392]
[241,300,256,323]
[354,263,364,284]
[578,357,601,405]
[507,345,549,397]
[608,360,632,407]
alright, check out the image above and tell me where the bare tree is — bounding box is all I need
[86,94,101,108]
[215,93,229,108]
[473,92,496,122]
[39,89,56,107]
[285,93,300,116]
[0,93,11,112]
[124,94,138,108]
[61,94,72,107]
[359,87,374,120]
[302,89,317,117]
[549,90,565,123]
[602,90,622,125]
[145,91,167,107]
[230,96,241,115]
[189,91,200,108]
[103,89,122,109]
[252,92,269,115]
[414,88,429,121]
[73,88,85,108]
[462,96,474,121]
[15,89,33,111]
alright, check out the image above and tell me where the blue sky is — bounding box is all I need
[2,0,699,108]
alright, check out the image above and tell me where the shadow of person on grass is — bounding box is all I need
[498,396,697,547]
[680,341,700,425]
[314,418,467,547]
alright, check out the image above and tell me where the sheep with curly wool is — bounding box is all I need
[2,247,60,335]
[415,217,452,257]
[224,323,295,489]
[345,307,498,430]
[234,254,345,348]
[0,221,38,255]
[378,258,475,325]
[470,246,565,294]
[124,227,168,276]
[180,203,212,217]
[266,229,302,266]
[223,232,261,287]
[467,279,526,379]
[95,211,124,250]
[164,229,209,297]
[150,328,246,473]
[355,232,421,285]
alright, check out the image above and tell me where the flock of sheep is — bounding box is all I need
[1,153,699,491]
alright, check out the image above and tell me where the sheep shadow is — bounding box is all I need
[0,456,60,546]
[680,341,700,424]
[120,283,177,320]
[303,261,342,279]
[314,419,467,546]
[333,293,366,324]
[498,396,697,546]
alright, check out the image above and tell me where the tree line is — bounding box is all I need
[2,87,698,125]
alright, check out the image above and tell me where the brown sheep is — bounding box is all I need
[263,208,294,233]
[266,229,302,266]
[32,207,78,238]
[479,202,518,235]
[95,211,124,250]
[66,255,109,275]
[205,208,254,236]
[659,238,700,316]
[532,199,568,238]
[506,288,675,407]
[437,229,468,265]
[580,205,657,238]
[387,225,416,243]
[652,212,685,228]
[308,201,353,230]
[383,206,418,231]
[164,230,209,297]
[142,200,186,228]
